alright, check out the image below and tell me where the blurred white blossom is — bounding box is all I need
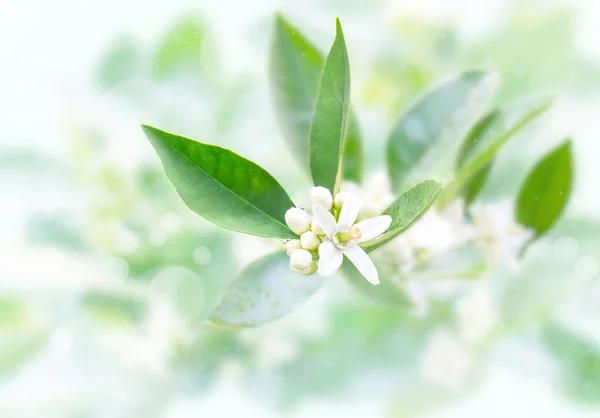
[421,330,471,389]
[456,286,498,343]
[355,171,395,218]
[470,200,533,270]
[385,199,475,273]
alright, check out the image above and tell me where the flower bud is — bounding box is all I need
[285,207,310,235]
[285,239,301,255]
[300,231,320,250]
[290,262,317,276]
[289,249,312,269]
[289,249,315,275]
[311,219,325,235]
[334,191,346,209]
[311,186,333,210]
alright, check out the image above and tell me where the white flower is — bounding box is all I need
[402,198,474,254]
[300,230,321,251]
[313,192,392,285]
[384,198,474,273]
[289,249,316,275]
[456,287,498,343]
[285,239,301,255]
[311,186,333,210]
[358,170,395,218]
[470,200,533,270]
[285,207,310,235]
[421,330,471,389]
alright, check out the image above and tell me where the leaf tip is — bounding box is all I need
[335,17,343,35]
[274,12,287,27]
[141,124,154,135]
[560,137,573,150]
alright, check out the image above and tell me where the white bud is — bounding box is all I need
[285,239,301,255]
[311,186,333,210]
[312,219,325,235]
[300,231,320,250]
[289,249,315,275]
[289,249,313,269]
[285,207,310,235]
[290,263,317,276]
[334,191,346,208]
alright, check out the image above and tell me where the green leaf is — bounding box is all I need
[97,36,142,87]
[516,139,573,238]
[456,110,500,206]
[0,298,50,375]
[142,125,296,238]
[270,14,362,183]
[209,252,323,327]
[542,323,600,403]
[343,113,363,183]
[387,70,495,190]
[83,290,147,326]
[360,180,443,253]
[437,98,552,208]
[152,15,207,79]
[308,18,351,193]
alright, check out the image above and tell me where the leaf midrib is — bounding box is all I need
[150,128,293,235]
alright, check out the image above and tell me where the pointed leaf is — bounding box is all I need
[270,14,362,182]
[309,19,351,193]
[387,71,496,190]
[142,125,296,238]
[517,139,573,238]
[209,252,323,327]
[437,98,552,208]
[360,180,443,253]
[456,110,501,205]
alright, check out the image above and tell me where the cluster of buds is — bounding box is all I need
[284,187,392,285]
[284,187,336,276]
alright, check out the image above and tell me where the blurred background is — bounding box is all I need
[2,0,600,416]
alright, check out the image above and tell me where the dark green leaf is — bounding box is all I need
[456,110,500,205]
[142,125,296,238]
[342,113,363,183]
[437,98,552,208]
[387,71,495,190]
[210,252,323,327]
[361,180,443,253]
[309,18,351,194]
[517,139,573,238]
[270,14,362,183]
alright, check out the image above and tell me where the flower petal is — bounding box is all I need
[338,192,361,230]
[354,215,392,244]
[343,243,379,285]
[312,204,337,239]
[318,241,344,277]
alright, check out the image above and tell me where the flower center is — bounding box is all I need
[334,226,362,249]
